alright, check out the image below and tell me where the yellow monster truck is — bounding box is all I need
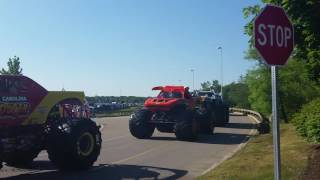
[0,75,101,171]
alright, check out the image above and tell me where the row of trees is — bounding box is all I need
[86,96,146,105]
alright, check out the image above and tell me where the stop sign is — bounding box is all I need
[254,4,294,66]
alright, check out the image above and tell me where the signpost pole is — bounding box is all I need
[271,65,281,180]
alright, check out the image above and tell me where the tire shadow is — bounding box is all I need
[3,160,56,171]
[196,133,251,145]
[145,121,255,145]
[224,122,256,130]
[145,132,252,145]
[2,164,188,180]
[229,113,246,116]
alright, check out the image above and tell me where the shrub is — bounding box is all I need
[293,98,320,143]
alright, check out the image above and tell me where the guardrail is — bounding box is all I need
[229,107,270,134]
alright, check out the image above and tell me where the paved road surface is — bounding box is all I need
[0,114,255,180]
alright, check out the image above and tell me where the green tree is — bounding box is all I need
[223,82,250,109]
[279,59,319,119]
[200,80,221,93]
[0,56,23,75]
[245,65,271,116]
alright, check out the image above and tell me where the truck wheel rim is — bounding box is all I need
[77,132,95,156]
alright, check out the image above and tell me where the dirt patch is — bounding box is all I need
[301,145,320,180]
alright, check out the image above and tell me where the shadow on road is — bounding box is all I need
[149,136,177,141]
[196,133,251,145]
[224,122,256,130]
[229,113,246,116]
[146,121,254,145]
[3,164,188,180]
[146,132,252,145]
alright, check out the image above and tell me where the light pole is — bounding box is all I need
[190,69,195,91]
[218,46,223,100]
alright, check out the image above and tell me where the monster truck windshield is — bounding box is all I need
[158,91,182,98]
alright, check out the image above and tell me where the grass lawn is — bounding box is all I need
[199,123,313,180]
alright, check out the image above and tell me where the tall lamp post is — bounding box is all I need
[218,46,223,100]
[190,69,195,91]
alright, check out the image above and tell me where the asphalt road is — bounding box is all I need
[0,114,255,180]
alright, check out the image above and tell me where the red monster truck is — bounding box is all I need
[0,75,101,171]
[129,86,229,141]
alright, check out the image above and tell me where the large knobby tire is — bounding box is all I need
[214,105,227,127]
[199,115,215,135]
[174,111,198,141]
[46,119,101,171]
[5,149,41,167]
[129,109,155,139]
[224,105,230,124]
[156,124,174,133]
[198,101,215,134]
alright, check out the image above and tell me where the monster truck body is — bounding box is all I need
[195,90,230,126]
[0,75,101,170]
[129,86,228,141]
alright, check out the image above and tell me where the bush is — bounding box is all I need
[293,98,320,143]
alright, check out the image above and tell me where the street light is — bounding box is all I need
[190,69,195,91]
[218,46,223,100]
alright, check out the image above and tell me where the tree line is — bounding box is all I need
[86,96,146,105]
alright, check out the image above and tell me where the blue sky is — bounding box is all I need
[0,0,260,96]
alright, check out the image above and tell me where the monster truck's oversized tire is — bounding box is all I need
[198,101,215,134]
[224,105,230,124]
[5,149,41,167]
[156,124,174,133]
[174,111,198,141]
[199,117,215,135]
[214,105,228,127]
[46,119,101,171]
[129,109,155,139]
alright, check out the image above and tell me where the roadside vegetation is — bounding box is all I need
[199,124,314,180]
[293,98,320,143]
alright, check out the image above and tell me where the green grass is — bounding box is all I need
[95,106,139,117]
[199,123,312,180]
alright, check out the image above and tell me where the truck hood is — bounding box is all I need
[144,98,182,110]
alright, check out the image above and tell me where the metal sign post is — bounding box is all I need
[271,66,281,180]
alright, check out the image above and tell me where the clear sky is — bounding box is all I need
[0,0,260,97]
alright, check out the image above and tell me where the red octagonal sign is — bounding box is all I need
[254,4,294,66]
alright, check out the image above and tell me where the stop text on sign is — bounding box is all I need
[257,24,292,48]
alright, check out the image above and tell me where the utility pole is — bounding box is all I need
[190,69,195,91]
[218,46,223,100]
